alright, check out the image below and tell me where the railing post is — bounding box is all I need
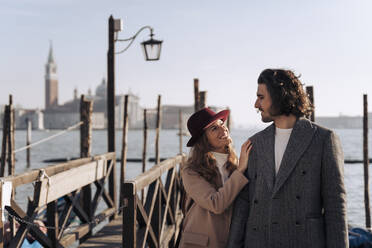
[363,94,371,229]
[151,183,161,247]
[80,95,93,238]
[123,182,136,248]
[120,95,129,211]
[47,200,60,247]
[155,95,162,165]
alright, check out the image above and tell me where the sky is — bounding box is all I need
[1,0,372,127]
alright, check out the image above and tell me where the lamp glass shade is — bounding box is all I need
[141,38,163,61]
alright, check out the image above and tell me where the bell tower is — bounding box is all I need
[45,42,58,110]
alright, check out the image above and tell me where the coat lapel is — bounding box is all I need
[256,124,276,192]
[272,118,317,196]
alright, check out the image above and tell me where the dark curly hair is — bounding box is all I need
[258,69,313,118]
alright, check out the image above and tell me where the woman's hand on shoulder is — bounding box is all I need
[237,139,253,173]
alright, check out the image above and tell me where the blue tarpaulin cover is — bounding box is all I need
[349,227,372,248]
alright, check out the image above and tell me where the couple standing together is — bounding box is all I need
[179,68,348,248]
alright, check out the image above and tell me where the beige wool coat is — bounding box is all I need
[179,166,249,248]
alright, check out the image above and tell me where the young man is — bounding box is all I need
[227,69,348,248]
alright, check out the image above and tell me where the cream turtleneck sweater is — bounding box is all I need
[211,151,229,184]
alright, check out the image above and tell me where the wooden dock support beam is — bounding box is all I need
[123,182,136,248]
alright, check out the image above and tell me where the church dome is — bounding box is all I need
[96,78,107,97]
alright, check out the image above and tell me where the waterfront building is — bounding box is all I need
[15,109,44,130]
[41,43,142,130]
[11,44,228,130]
[316,113,372,129]
[143,105,226,130]
[45,42,58,110]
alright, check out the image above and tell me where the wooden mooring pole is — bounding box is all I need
[0,182,3,248]
[142,109,148,203]
[179,110,183,154]
[363,94,371,230]
[7,95,15,179]
[306,86,315,122]
[227,107,231,130]
[7,95,15,238]
[194,78,200,112]
[155,95,162,165]
[199,91,207,109]
[79,95,93,237]
[120,95,129,211]
[26,119,31,168]
[0,105,9,177]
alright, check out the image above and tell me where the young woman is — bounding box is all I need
[179,107,252,248]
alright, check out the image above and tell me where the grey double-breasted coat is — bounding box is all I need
[227,118,348,248]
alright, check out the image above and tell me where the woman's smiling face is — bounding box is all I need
[205,119,231,153]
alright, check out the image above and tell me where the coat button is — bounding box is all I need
[253,227,257,231]
[254,199,258,204]
[254,173,257,179]
[302,170,306,175]
[296,195,300,200]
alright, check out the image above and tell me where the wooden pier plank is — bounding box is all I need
[78,216,123,247]
[78,211,183,248]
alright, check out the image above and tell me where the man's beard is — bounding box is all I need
[259,109,274,123]
[260,107,279,123]
[261,114,273,123]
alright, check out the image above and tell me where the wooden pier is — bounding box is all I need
[0,151,185,248]
[0,92,187,247]
[79,154,185,247]
[2,74,371,247]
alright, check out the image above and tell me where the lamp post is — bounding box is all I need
[106,15,162,216]
[107,15,162,153]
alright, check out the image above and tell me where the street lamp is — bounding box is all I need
[106,16,162,213]
[107,15,162,154]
